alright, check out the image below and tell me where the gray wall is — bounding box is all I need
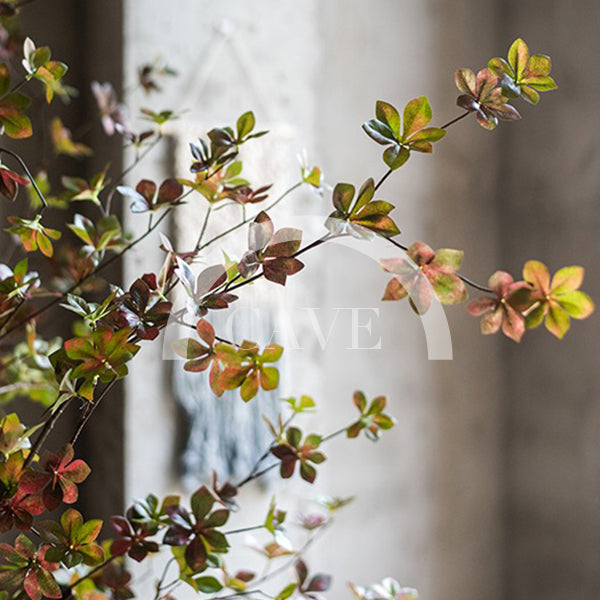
[501,2,600,598]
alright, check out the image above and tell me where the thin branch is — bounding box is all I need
[440,110,471,130]
[224,524,264,535]
[373,168,393,192]
[237,462,278,487]
[195,205,212,251]
[293,233,331,258]
[104,132,163,214]
[456,273,493,294]
[153,557,177,600]
[0,297,25,335]
[6,77,28,96]
[0,147,48,210]
[321,426,347,443]
[71,379,118,445]
[195,181,302,254]
[65,555,117,595]
[209,525,332,600]
[23,398,72,469]
[214,334,242,348]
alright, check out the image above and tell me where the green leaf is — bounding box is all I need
[36,568,61,598]
[287,426,302,447]
[557,291,595,319]
[526,54,552,77]
[455,68,477,95]
[195,576,223,593]
[350,178,375,215]
[508,38,530,77]
[383,145,409,170]
[332,183,355,214]
[402,96,432,139]
[362,119,397,145]
[430,272,467,305]
[191,486,215,520]
[240,370,260,401]
[353,390,367,413]
[488,57,513,77]
[299,462,317,483]
[367,395,386,415]
[545,303,570,339]
[260,366,279,391]
[304,434,322,449]
[523,260,550,293]
[524,76,557,91]
[525,303,545,329]
[0,94,33,139]
[236,111,255,139]
[76,518,103,544]
[520,86,540,105]
[172,338,207,360]
[409,127,446,144]
[276,583,297,600]
[551,266,584,295]
[375,100,400,135]
[432,248,463,271]
[36,232,54,257]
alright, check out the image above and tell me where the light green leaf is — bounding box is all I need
[402,96,432,140]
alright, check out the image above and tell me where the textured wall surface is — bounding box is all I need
[501,2,600,598]
[117,1,598,599]
[121,1,505,599]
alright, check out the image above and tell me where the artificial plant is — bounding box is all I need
[0,6,593,600]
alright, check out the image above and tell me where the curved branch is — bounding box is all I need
[0,147,48,210]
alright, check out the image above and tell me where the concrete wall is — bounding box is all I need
[501,2,600,598]
[121,1,506,599]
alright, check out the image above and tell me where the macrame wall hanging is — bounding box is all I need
[164,20,301,491]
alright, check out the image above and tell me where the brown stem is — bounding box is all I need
[0,297,25,335]
[384,236,492,294]
[65,555,117,595]
[23,398,72,469]
[71,379,118,445]
[194,181,302,255]
[440,110,471,130]
[0,147,48,210]
[374,168,393,192]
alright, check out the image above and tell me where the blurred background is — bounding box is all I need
[8,1,600,599]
